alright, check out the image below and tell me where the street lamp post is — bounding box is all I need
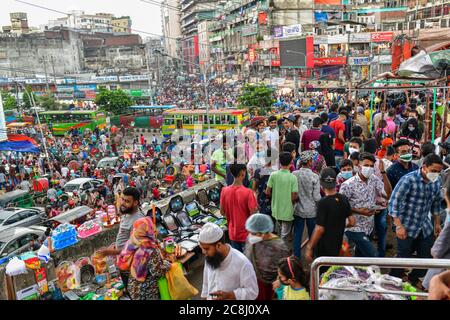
[15,82,51,174]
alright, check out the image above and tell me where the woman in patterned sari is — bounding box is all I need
[118,217,172,300]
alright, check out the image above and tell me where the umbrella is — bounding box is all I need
[397,49,450,79]
[68,160,80,171]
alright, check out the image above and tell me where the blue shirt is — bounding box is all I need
[328,112,338,124]
[386,161,418,189]
[388,170,442,239]
[321,125,336,139]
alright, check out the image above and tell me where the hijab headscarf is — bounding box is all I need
[117,217,158,282]
[402,118,422,141]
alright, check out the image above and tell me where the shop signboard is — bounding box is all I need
[242,25,258,36]
[129,89,142,97]
[73,91,86,99]
[372,55,392,64]
[57,85,74,92]
[348,56,370,65]
[118,75,149,82]
[314,56,347,66]
[315,0,341,4]
[85,91,97,99]
[328,34,348,44]
[273,26,284,39]
[75,84,97,92]
[0,77,9,83]
[314,36,328,45]
[283,24,302,38]
[91,76,118,82]
[371,31,393,43]
[248,48,257,63]
[349,33,371,43]
[272,59,281,67]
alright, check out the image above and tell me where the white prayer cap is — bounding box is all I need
[198,222,224,244]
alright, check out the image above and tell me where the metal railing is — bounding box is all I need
[310,257,450,300]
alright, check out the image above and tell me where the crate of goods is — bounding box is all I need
[52,223,78,251]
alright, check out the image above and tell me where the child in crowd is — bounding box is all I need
[273,256,310,300]
[336,159,354,192]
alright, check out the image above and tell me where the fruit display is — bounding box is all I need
[55,261,80,292]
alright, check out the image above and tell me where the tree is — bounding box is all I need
[238,84,275,115]
[38,94,60,110]
[1,91,17,110]
[95,87,133,115]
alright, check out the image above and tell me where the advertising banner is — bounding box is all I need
[349,33,371,43]
[348,56,371,65]
[75,84,97,91]
[273,26,284,38]
[283,24,302,38]
[314,56,347,66]
[371,32,394,42]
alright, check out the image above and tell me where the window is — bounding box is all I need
[193,115,199,123]
[164,118,174,125]
[215,116,221,125]
[183,115,192,125]
[4,214,22,225]
[2,240,20,256]
[230,115,237,125]
[19,210,37,219]
[208,115,214,124]
[18,234,38,247]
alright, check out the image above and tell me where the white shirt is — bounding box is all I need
[264,127,279,151]
[201,245,258,300]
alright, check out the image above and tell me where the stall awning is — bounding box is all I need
[0,140,40,153]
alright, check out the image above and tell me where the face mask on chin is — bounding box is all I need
[399,153,413,163]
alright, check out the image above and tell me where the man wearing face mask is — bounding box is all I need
[387,139,418,189]
[388,154,444,287]
[340,152,392,257]
[199,223,258,300]
[244,214,289,300]
[344,137,363,160]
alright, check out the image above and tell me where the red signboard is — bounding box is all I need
[371,32,394,43]
[314,56,347,66]
[271,60,280,67]
[315,0,341,4]
[258,12,268,25]
[306,36,314,68]
[248,48,256,63]
[193,35,199,57]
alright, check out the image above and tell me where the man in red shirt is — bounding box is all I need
[330,110,348,157]
[220,163,258,252]
[301,117,324,151]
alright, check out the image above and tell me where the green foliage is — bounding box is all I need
[95,87,133,115]
[38,94,60,110]
[1,91,17,110]
[238,84,275,115]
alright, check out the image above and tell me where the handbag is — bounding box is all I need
[157,277,172,300]
[165,262,198,300]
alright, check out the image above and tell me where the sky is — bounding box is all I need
[0,0,164,38]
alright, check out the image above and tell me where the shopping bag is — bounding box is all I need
[165,262,198,300]
[339,240,352,257]
[157,277,172,300]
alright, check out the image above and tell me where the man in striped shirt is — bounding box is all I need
[388,154,444,286]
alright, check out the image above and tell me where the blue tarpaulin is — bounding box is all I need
[0,140,40,153]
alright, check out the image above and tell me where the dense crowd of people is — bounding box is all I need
[3,87,450,301]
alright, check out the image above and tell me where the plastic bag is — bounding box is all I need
[37,245,50,263]
[158,277,171,300]
[165,262,198,300]
[5,257,27,276]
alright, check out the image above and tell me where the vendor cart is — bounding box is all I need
[310,257,450,300]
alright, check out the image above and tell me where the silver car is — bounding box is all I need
[0,226,46,264]
[0,207,46,234]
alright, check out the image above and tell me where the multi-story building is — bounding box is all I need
[161,0,182,61]
[112,16,132,33]
[179,0,217,73]
[2,12,30,34]
[47,11,114,33]
[198,20,211,72]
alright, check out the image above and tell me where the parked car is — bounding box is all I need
[0,226,47,264]
[0,207,46,234]
[63,178,104,196]
[96,157,119,170]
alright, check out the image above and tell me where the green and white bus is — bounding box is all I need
[39,110,107,136]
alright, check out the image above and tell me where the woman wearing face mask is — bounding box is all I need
[244,214,289,300]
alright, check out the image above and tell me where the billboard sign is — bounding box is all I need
[283,24,302,38]
[348,56,371,65]
[314,56,347,66]
[279,37,314,68]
